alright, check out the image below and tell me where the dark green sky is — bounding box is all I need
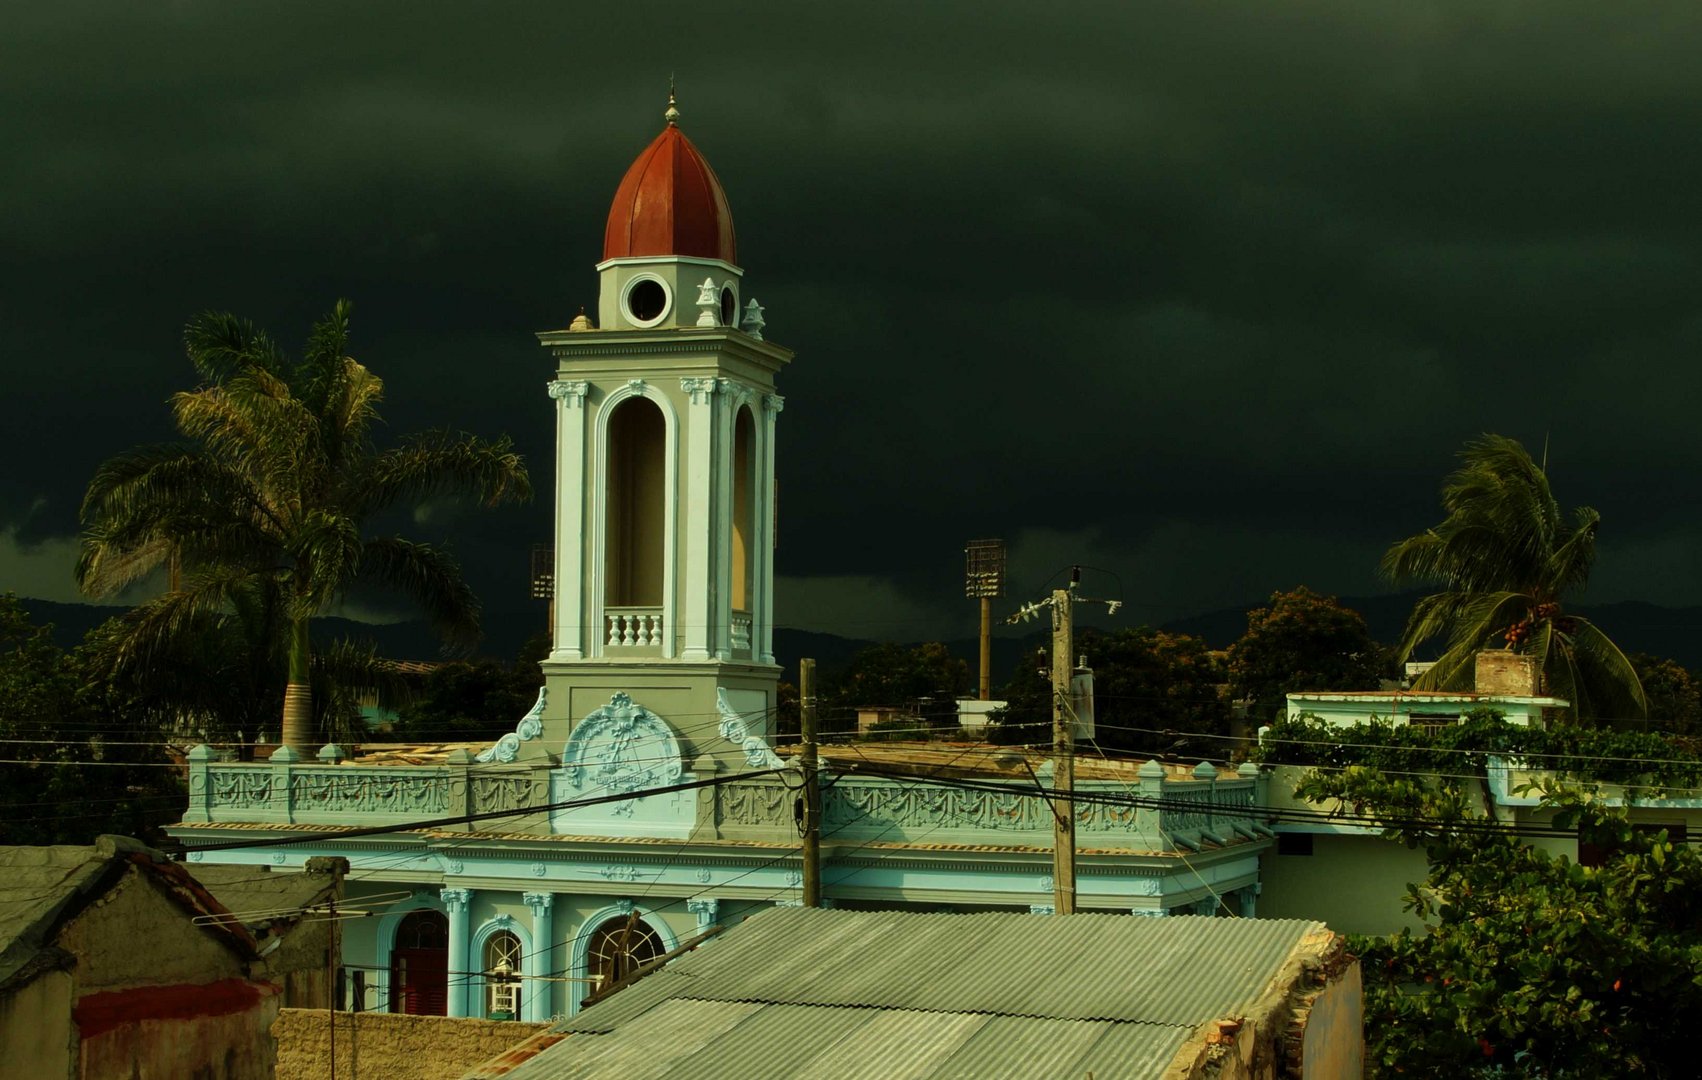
[3,2,1699,642]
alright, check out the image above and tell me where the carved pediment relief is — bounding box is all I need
[560,692,684,815]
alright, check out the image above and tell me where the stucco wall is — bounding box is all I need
[274,1009,547,1080]
[1258,832,1428,935]
[52,865,282,1080]
[0,968,75,1080]
[1301,958,1364,1078]
[57,870,241,991]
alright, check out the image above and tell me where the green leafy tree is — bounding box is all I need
[77,301,530,750]
[1228,586,1386,721]
[392,661,544,744]
[991,626,1227,755]
[1630,653,1702,736]
[1384,434,1643,721]
[823,642,971,735]
[1297,758,1702,1077]
[88,584,409,754]
[0,596,182,845]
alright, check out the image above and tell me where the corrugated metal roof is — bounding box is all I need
[564,908,1324,1033]
[492,1001,1192,1080]
[485,908,1330,1079]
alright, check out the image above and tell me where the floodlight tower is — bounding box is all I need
[963,539,1007,700]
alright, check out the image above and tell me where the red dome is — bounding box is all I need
[602,122,737,265]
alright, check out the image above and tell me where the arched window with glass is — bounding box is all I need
[484,930,524,1020]
[585,914,666,998]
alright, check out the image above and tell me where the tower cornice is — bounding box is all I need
[536,327,793,368]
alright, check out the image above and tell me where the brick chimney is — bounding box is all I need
[1475,651,1539,696]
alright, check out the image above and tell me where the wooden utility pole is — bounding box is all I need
[1050,587,1075,915]
[800,658,821,907]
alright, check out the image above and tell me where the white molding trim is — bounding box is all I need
[591,382,679,659]
[595,254,744,277]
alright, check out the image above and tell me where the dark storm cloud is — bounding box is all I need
[4,2,1700,640]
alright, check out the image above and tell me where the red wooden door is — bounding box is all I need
[391,910,449,1015]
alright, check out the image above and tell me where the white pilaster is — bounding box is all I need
[758,394,783,664]
[441,887,473,1017]
[523,892,555,1021]
[549,380,589,660]
[681,378,718,660]
[712,379,736,660]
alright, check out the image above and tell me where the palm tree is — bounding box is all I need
[77,300,530,750]
[1383,434,1643,722]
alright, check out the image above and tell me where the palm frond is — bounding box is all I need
[1565,616,1647,721]
[348,430,532,515]
[77,528,172,598]
[356,537,482,652]
[1548,507,1600,597]
[288,510,365,614]
[184,310,288,383]
[80,443,213,522]
[95,566,257,672]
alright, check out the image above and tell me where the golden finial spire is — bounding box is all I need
[665,75,680,127]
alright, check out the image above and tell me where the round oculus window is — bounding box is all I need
[720,286,738,327]
[625,278,668,324]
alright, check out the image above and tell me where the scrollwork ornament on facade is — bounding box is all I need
[523,892,554,911]
[531,863,548,879]
[614,899,635,915]
[626,378,646,393]
[714,689,786,770]
[547,379,589,407]
[476,687,548,763]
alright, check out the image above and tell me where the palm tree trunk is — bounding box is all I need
[281,616,315,751]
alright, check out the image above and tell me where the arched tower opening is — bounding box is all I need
[732,404,757,618]
[606,396,667,609]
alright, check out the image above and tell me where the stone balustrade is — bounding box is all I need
[185,744,1270,853]
[183,745,554,828]
[605,607,664,649]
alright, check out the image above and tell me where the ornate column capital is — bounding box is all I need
[763,393,785,415]
[522,891,554,912]
[440,887,471,912]
[685,898,718,918]
[547,379,589,406]
[680,377,720,405]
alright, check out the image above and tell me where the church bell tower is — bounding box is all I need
[533,93,789,763]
